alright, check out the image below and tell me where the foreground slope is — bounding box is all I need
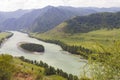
[0,54,67,80]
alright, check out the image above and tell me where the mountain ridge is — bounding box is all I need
[48,12,120,34]
[0,6,120,32]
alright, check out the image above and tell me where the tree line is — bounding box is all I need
[31,37,92,58]
[19,56,79,80]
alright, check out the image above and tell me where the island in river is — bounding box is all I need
[20,43,45,52]
[0,31,88,76]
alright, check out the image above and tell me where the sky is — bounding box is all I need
[0,0,120,11]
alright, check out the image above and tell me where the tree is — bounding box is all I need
[68,74,74,80]
[74,76,79,80]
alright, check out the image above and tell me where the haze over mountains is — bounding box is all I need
[0,6,120,32]
[0,9,31,23]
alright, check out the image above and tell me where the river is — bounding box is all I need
[0,31,88,76]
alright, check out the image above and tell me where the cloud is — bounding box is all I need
[0,0,120,11]
[68,0,120,7]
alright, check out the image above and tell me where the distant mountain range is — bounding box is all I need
[0,6,120,32]
[0,9,31,24]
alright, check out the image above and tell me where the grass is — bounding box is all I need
[43,75,67,80]
[0,31,68,80]
[12,58,44,80]
[30,29,120,51]
[0,54,67,80]
[0,32,11,40]
[11,57,66,80]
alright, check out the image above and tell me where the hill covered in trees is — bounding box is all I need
[53,12,120,33]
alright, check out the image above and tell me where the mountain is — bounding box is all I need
[0,13,6,24]
[30,6,96,32]
[0,6,97,32]
[88,7,120,12]
[0,9,31,19]
[48,12,120,34]
[0,9,31,30]
[0,6,120,32]
[0,9,30,24]
[2,18,17,30]
[0,9,42,30]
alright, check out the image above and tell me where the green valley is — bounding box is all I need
[30,12,120,56]
[30,22,120,80]
[0,3,120,80]
[31,29,120,49]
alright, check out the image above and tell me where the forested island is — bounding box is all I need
[20,43,45,52]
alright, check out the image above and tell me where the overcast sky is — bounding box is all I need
[0,0,120,11]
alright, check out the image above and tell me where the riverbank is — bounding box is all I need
[0,54,68,80]
[19,56,79,80]
[0,32,13,47]
[29,29,120,59]
[29,34,92,59]
[0,31,87,76]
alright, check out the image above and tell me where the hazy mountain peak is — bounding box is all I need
[0,6,120,32]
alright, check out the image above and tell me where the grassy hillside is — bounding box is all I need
[0,32,12,40]
[30,28,120,80]
[0,32,13,46]
[0,54,67,80]
[30,12,120,50]
[31,28,120,51]
[12,57,44,80]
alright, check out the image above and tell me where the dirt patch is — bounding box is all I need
[14,72,34,80]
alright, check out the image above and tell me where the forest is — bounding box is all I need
[64,12,120,33]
